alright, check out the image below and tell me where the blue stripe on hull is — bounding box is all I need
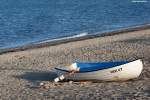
[77,61,129,72]
[56,61,129,73]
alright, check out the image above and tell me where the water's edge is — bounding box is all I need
[0,24,150,55]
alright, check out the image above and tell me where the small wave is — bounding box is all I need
[70,32,88,38]
[131,0,148,3]
[37,32,88,44]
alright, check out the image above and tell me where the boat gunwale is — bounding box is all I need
[55,59,141,73]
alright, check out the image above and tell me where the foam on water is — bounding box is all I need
[131,0,148,3]
[37,32,88,44]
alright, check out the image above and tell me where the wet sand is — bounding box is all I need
[0,29,150,99]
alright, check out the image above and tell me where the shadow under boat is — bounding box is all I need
[14,71,58,82]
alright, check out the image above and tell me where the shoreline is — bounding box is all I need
[0,23,150,55]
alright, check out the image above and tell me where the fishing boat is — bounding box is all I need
[54,59,143,82]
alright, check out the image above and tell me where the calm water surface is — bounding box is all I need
[0,0,150,49]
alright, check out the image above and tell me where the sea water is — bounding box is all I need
[0,0,150,49]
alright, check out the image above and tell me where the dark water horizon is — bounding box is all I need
[0,0,150,49]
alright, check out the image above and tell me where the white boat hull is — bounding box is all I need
[55,60,143,81]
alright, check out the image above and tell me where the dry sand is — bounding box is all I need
[0,29,150,99]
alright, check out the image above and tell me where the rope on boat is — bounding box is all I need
[40,63,79,88]
[54,70,77,82]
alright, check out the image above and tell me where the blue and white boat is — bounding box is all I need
[54,59,143,82]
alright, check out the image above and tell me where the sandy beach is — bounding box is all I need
[0,29,150,99]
